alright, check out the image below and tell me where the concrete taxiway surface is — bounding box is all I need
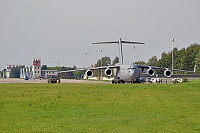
[0,78,110,84]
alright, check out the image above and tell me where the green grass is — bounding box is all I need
[0,80,200,132]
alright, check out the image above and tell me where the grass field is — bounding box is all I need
[0,80,200,132]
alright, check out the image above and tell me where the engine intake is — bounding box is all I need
[85,70,93,77]
[104,68,112,76]
[164,69,172,77]
[147,68,154,76]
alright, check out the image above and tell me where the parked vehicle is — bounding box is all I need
[47,75,60,83]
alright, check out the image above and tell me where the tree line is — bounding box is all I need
[144,43,200,74]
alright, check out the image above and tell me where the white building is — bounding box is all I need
[32,59,41,78]
[5,65,24,78]
[20,59,58,79]
[42,70,57,77]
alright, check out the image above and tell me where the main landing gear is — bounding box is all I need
[111,80,125,84]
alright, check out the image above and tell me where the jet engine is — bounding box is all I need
[164,69,172,77]
[147,68,154,76]
[104,68,112,76]
[85,70,93,77]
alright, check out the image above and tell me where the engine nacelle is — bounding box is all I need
[164,69,172,77]
[85,70,93,77]
[147,68,155,76]
[104,68,112,76]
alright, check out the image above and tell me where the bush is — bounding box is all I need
[182,78,188,83]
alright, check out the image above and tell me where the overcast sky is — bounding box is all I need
[0,0,200,69]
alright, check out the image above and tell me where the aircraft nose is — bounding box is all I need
[128,69,135,75]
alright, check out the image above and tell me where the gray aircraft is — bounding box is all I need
[59,38,193,84]
[88,38,182,83]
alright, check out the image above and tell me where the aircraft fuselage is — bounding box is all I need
[113,62,141,83]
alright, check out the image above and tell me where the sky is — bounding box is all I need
[0,0,200,69]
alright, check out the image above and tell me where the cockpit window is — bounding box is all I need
[127,67,136,70]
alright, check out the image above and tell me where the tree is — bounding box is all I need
[60,66,67,71]
[183,44,200,71]
[94,56,111,77]
[112,56,119,65]
[173,48,185,70]
[95,56,111,67]
[134,60,146,65]
[72,65,77,70]
[156,44,200,73]
[41,65,47,70]
[10,68,20,78]
[147,56,157,66]
[195,49,200,74]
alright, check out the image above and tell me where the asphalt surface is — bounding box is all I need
[0,77,198,84]
[0,78,110,84]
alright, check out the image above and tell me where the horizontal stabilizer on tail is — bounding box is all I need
[92,38,145,45]
[92,38,145,62]
[92,41,118,44]
[121,41,145,44]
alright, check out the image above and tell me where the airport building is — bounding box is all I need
[32,59,42,78]
[1,58,57,79]
[3,64,25,78]
[20,58,57,79]
[42,70,57,77]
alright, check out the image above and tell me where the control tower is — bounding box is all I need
[32,59,41,77]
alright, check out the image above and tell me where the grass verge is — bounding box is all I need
[0,80,200,132]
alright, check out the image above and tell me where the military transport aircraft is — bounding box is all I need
[58,38,194,84]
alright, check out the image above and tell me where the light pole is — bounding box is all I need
[172,39,174,73]
[85,52,88,68]
[58,61,59,71]
[133,46,136,63]
[100,50,103,79]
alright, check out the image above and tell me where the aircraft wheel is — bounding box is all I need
[120,80,125,84]
[118,80,122,84]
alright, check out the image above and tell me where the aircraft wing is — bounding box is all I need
[138,65,191,72]
[57,68,87,74]
[90,65,120,70]
[57,65,119,74]
[138,64,194,77]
